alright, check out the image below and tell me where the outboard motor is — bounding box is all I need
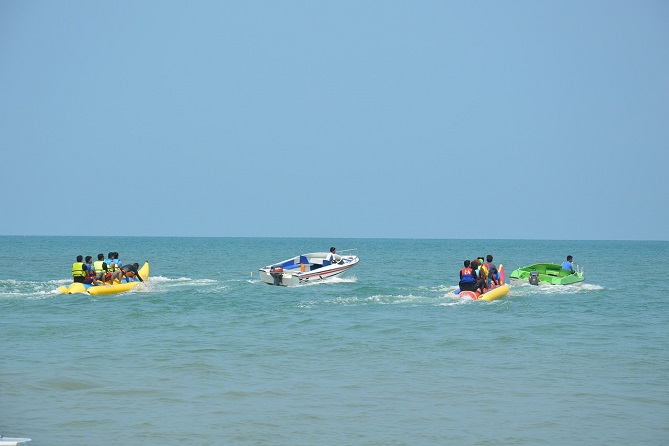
[269,266,284,286]
[529,270,539,286]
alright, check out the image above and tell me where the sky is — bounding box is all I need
[1,0,667,240]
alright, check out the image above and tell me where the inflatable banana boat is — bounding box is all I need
[453,264,509,301]
[58,262,149,295]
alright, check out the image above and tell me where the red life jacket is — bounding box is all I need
[460,267,475,283]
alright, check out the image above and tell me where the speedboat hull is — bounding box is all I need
[0,438,31,446]
[509,263,584,285]
[259,252,359,286]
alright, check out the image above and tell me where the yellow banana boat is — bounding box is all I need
[58,262,149,295]
[454,264,510,301]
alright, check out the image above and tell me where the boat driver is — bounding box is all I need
[561,255,575,273]
[326,247,340,265]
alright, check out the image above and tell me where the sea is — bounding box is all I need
[1,236,667,446]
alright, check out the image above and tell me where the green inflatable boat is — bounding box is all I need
[509,263,585,285]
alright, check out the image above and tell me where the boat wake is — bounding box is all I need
[509,281,604,297]
[310,280,605,307]
[0,278,65,300]
[299,275,358,287]
[138,276,224,293]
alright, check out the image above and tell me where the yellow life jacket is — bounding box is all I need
[107,259,117,272]
[93,260,106,273]
[72,262,86,277]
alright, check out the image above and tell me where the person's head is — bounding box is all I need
[330,247,336,254]
[486,255,493,262]
[133,263,139,269]
[85,256,92,263]
[478,257,484,264]
[464,260,471,268]
[114,252,119,259]
[471,259,479,268]
[567,255,573,262]
[98,253,104,260]
[76,255,83,262]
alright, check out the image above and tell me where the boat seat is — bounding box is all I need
[299,255,311,265]
[322,259,331,266]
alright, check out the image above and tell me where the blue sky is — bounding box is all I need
[1,1,667,240]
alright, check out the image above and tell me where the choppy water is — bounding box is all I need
[1,237,668,445]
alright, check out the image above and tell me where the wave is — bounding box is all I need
[508,281,604,297]
[0,274,604,302]
[298,275,358,287]
[148,276,217,286]
[306,279,605,307]
[0,278,64,300]
[0,275,228,300]
[323,291,460,306]
[133,276,227,294]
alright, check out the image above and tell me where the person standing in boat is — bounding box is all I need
[72,255,87,283]
[326,247,340,265]
[562,255,575,273]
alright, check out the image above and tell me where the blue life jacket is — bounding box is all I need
[460,267,476,283]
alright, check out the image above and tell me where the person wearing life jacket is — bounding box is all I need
[113,252,123,270]
[459,260,478,292]
[106,252,115,270]
[477,257,489,290]
[485,254,500,287]
[83,255,96,284]
[106,252,123,283]
[93,253,110,284]
[72,255,87,283]
[470,259,487,294]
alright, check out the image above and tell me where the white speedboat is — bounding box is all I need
[259,252,359,286]
[0,437,31,446]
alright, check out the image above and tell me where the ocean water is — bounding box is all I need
[1,236,667,446]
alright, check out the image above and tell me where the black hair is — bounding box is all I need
[486,255,493,262]
[330,247,336,253]
[76,255,83,262]
[567,255,573,261]
[98,253,104,260]
[85,256,92,263]
[464,260,470,267]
